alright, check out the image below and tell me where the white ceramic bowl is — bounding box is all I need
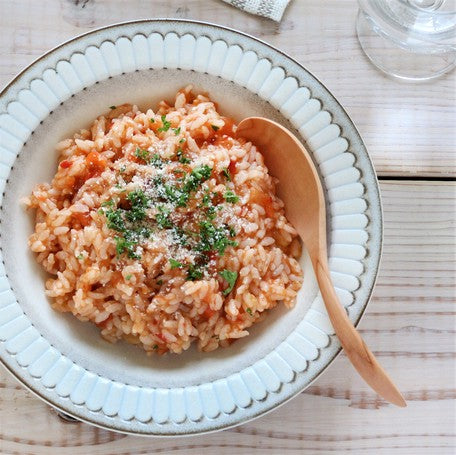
[0,20,382,435]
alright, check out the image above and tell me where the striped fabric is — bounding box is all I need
[221,0,291,21]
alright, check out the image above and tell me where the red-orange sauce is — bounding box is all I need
[249,188,275,218]
[85,151,107,178]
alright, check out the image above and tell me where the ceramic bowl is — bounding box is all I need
[0,20,382,435]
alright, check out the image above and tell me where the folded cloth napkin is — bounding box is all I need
[221,0,291,21]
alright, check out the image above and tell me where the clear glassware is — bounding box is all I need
[357,0,456,81]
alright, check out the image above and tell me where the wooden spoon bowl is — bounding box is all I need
[236,117,406,407]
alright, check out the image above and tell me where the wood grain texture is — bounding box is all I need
[0,0,455,177]
[1,181,455,454]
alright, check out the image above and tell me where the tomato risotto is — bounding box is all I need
[25,86,303,354]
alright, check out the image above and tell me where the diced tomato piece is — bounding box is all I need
[85,151,107,178]
[59,160,72,169]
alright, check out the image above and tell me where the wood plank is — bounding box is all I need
[0,181,454,454]
[0,0,455,177]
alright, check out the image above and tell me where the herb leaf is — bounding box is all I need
[177,148,191,164]
[187,263,203,281]
[126,189,149,222]
[105,208,126,232]
[155,205,173,228]
[115,236,139,259]
[169,258,184,269]
[219,269,238,296]
[224,190,239,203]
[127,189,149,207]
[183,165,212,193]
[135,148,150,162]
[197,220,237,255]
[150,153,165,168]
[211,125,219,131]
[158,115,171,132]
[222,167,231,181]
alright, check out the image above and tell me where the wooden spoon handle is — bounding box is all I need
[312,256,407,407]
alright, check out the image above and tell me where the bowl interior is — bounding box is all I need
[1,68,318,388]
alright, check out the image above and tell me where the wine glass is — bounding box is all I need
[357,0,456,81]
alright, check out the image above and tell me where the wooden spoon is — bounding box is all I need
[236,117,406,407]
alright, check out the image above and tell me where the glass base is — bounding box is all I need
[356,9,456,81]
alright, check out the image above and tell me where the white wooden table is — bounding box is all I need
[0,1,455,454]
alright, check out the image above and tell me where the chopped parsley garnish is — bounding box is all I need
[177,148,191,164]
[219,269,238,296]
[152,344,158,349]
[170,257,203,279]
[127,189,148,207]
[211,125,220,131]
[134,149,166,168]
[109,105,116,110]
[155,206,173,228]
[154,164,212,208]
[135,226,152,238]
[179,155,191,164]
[99,190,153,259]
[126,189,149,222]
[184,165,212,193]
[179,138,186,144]
[150,153,165,168]
[186,263,203,281]
[222,167,231,181]
[197,220,238,255]
[171,226,188,246]
[169,258,184,269]
[201,191,211,207]
[157,115,171,132]
[156,279,163,285]
[135,148,150,162]
[224,190,239,203]
[105,208,126,232]
[149,118,155,123]
[100,136,243,271]
[120,165,126,173]
[125,274,132,280]
[246,307,253,315]
[76,254,84,260]
[114,236,139,259]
